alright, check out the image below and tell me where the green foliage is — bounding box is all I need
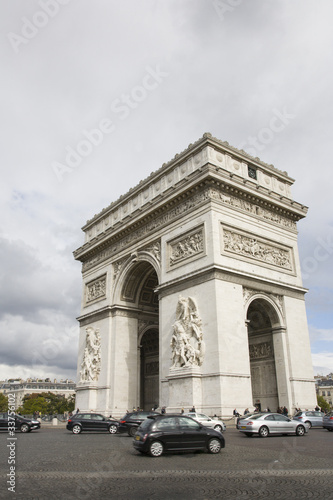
[20,392,75,415]
[0,393,8,412]
[21,396,49,415]
[317,395,330,412]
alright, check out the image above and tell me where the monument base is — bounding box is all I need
[166,366,202,412]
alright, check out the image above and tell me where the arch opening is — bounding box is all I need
[247,298,279,412]
[119,261,159,411]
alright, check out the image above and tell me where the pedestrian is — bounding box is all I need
[190,405,195,412]
[181,408,184,414]
[161,406,166,414]
[244,408,249,415]
[233,409,240,417]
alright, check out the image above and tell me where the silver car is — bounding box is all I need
[238,412,308,437]
[184,412,226,432]
[323,411,333,431]
[293,410,325,428]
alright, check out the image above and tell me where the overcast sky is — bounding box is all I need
[0,0,332,383]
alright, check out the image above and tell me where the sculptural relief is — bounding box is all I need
[169,229,204,267]
[79,327,101,382]
[249,341,273,360]
[170,296,205,368]
[86,275,106,303]
[223,229,292,270]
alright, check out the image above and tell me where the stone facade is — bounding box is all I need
[73,133,316,417]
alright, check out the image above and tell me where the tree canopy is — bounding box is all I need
[19,392,75,415]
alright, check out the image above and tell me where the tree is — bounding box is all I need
[20,392,75,415]
[20,395,49,415]
[317,395,330,412]
[0,393,8,412]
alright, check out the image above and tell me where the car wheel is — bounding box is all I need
[149,440,164,457]
[259,426,269,438]
[72,424,82,434]
[305,421,312,428]
[108,424,117,434]
[207,438,222,454]
[214,424,223,432]
[20,423,30,433]
[296,425,305,436]
[128,427,137,437]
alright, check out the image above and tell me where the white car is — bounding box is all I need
[184,412,226,432]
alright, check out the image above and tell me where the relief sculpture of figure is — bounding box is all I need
[80,327,101,382]
[170,296,205,368]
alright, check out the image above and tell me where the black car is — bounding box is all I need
[0,412,41,433]
[133,414,225,457]
[118,411,160,437]
[66,413,119,434]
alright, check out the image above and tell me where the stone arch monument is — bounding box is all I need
[73,133,316,416]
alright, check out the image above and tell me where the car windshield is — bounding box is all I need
[294,411,302,417]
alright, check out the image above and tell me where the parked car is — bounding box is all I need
[183,412,226,432]
[323,411,333,431]
[238,412,308,437]
[133,414,225,456]
[293,410,325,428]
[0,412,41,433]
[66,413,119,434]
[117,411,160,437]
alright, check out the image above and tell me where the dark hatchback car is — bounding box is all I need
[118,411,160,437]
[133,414,225,457]
[66,413,119,434]
[0,412,41,433]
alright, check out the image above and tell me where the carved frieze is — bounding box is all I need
[79,327,101,382]
[249,341,273,360]
[85,275,106,303]
[210,188,296,230]
[223,228,293,271]
[170,296,205,368]
[81,185,297,272]
[169,226,205,268]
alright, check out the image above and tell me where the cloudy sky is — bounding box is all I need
[1,0,332,383]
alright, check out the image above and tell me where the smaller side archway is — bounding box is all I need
[246,295,287,412]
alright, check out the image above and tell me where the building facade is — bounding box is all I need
[0,379,75,409]
[73,133,316,417]
[315,376,333,408]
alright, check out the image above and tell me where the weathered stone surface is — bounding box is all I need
[73,134,316,417]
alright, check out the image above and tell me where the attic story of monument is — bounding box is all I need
[73,133,316,417]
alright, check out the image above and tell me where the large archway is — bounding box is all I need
[246,298,280,412]
[119,260,159,411]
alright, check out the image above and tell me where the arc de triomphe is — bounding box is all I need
[73,133,316,416]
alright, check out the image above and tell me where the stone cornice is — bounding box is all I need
[74,169,306,266]
[74,135,307,260]
[156,264,308,300]
[83,133,293,229]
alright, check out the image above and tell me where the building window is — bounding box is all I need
[327,391,331,396]
[248,166,257,180]
[322,391,326,396]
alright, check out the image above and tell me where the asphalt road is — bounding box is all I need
[0,425,332,499]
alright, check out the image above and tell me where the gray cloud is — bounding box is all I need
[1,0,332,379]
